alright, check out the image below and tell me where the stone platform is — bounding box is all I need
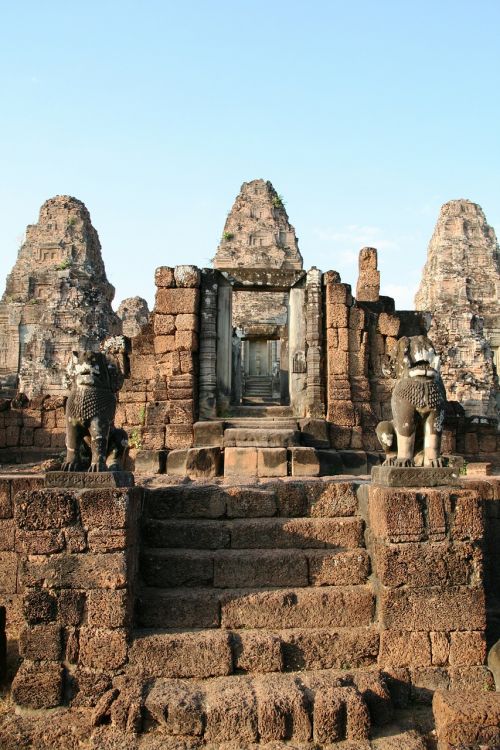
[45,470,135,488]
[371,465,460,487]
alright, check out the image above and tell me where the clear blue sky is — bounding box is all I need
[1,0,499,310]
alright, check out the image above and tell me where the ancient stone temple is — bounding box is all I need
[415,199,500,419]
[0,196,121,398]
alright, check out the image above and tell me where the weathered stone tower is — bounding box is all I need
[415,199,500,420]
[0,196,121,397]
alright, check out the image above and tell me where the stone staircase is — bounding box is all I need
[130,480,396,744]
[243,375,274,403]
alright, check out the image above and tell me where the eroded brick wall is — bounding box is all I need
[9,484,142,709]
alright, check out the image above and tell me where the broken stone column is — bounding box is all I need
[116,297,150,338]
[305,268,324,419]
[356,247,380,302]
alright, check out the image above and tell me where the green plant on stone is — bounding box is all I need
[56,257,72,271]
[459,460,468,476]
[223,231,234,241]
[139,406,146,425]
[68,216,77,226]
[129,428,143,450]
[272,194,285,208]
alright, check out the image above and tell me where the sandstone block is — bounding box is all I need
[14,489,78,530]
[379,587,485,631]
[79,488,139,529]
[204,677,258,743]
[168,398,194,424]
[315,686,370,743]
[153,314,175,335]
[11,660,63,709]
[373,540,479,588]
[308,549,370,586]
[449,630,486,666]
[305,480,358,516]
[175,313,198,331]
[186,447,222,478]
[379,630,431,667]
[193,420,224,447]
[224,486,276,517]
[326,303,349,329]
[87,590,129,629]
[146,521,203,557]
[166,448,188,475]
[174,264,201,288]
[154,266,175,287]
[377,312,400,336]
[282,627,379,671]
[224,447,258,477]
[257,447,287,476]
[155,288,200,315]
[232,631,283,673]
[221,586,374,628]
[326,282,353,306]
[130,630,232,679]
[141,549,213,588]
[165,423,193,449]
[19,623,62,660]
[230,516,364,549]
[16,529,65,555]
[153,334,176,354]
[87,529,129,553]
[145,679,204,736]
[328,400,356,427]
[349,306,366,330]
[433,690,500,750]
[134,449,167,474]
[0,519,15,551]
[0,481,11,518]
[57,589,85,625]
[214,550,308,588]
[146,484,225,519]
[0,552,18,593]
[290,446,320,476]
[175,330,198,351]
[255,675,311,742]
[368,486,425,542]
[23,590,57,624]
[136,589,220,629]
[79,627,128,670]
[21,552,127,590]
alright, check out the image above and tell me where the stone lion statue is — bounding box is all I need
[376,335,447,467]
[62,351,128,472]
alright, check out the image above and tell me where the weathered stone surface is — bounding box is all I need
[11,660,63,708]
[356,247,380,303]
[213,179,303,271]
[415,199,500,419]
[371,466,460,487]
[378,587,485,631]
[116,296,149,338]
[433,690,500,749]
[129,630,232,679]
[0,195,121,397]
[45,471,135,489]
[232,631,283,673]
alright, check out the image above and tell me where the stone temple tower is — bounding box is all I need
[0,195,121,397]
[415,199,500,420]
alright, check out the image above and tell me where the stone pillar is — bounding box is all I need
[216,281,232,414]
[10,475,142,709]
[305,268,325,419]
[231,330,242,405]
[288,286,306,415]
[356,247,380,302]
[366,483,493,698]
[324,272,354,448]
[198,270,218,420]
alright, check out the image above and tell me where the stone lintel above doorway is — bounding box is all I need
[220,268,305,291]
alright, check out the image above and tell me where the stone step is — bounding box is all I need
[141,668,392,743]
[139,547,370,588]
[229,405,294,418]
[136,585,375,629]
[224,428,301,448]
[129,626,380,678]
[141,516,365,550]
[144,480,360,520]
[224,418,299,429]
